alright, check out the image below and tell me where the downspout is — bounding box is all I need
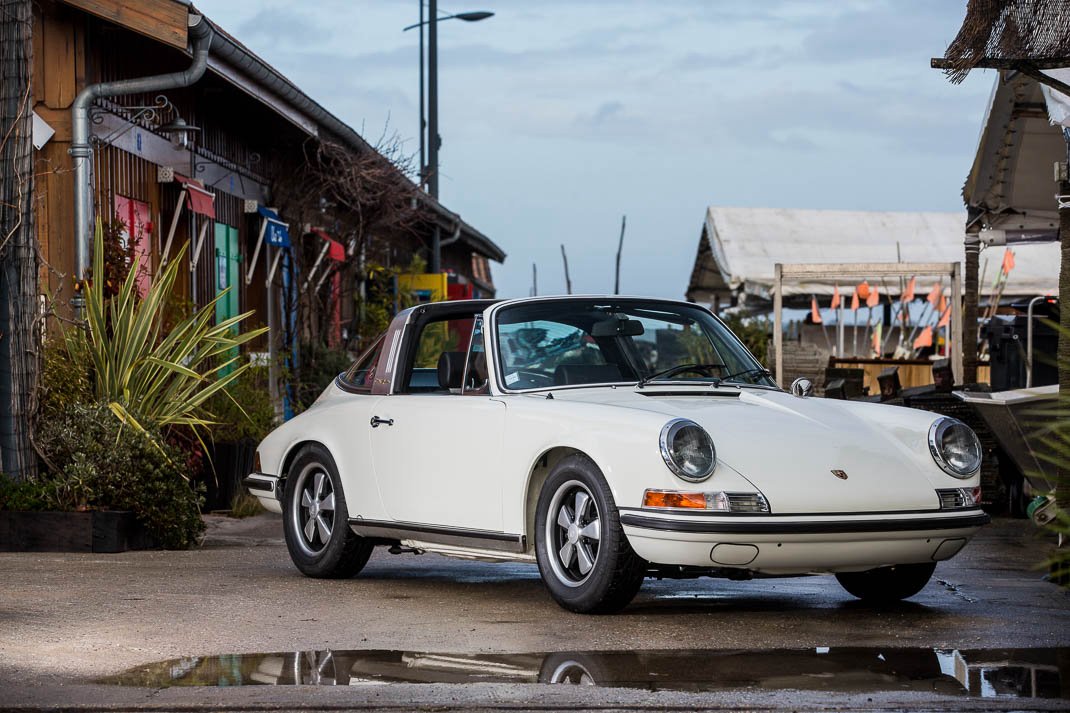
[70,13,213,301]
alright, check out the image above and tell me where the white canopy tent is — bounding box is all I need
[686,207,1060,310]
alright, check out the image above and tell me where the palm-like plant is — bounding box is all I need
[72,221,268,436]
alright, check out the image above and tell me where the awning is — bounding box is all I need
[686,206,1061,307]
[257,205,291,247]
[176,175,216,219]
[311,228,345,261]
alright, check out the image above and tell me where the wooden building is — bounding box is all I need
[31,0,505,354]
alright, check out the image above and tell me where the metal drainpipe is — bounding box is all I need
[70,14,213,303]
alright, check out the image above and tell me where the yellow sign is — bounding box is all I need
[398,273,448,304]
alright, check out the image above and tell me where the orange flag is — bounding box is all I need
[902,276,916,302]
[938,306,950,328]
[810,296,823,324]
[831,285,841,310]
[926,283,941,305]
[1002,248,1016,274]
[857,281,871,300]
[913,326,933,349]
[850,288,860,311]
[866,284,880,308]
[937,294,947,314]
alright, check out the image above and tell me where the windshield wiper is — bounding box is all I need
[636,363,725,389]
[713,367,772,386]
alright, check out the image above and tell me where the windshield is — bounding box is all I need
[494,300,773,390]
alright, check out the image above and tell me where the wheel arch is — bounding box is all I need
[279,439,331,496]
[522,446,597,554]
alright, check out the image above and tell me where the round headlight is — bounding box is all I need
[928,417,982,478]
[660,418,716,482]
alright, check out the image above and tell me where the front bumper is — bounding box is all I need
[620,508,989,574]
[242,472,283,514]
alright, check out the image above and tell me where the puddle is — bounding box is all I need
[101,647,1069,698]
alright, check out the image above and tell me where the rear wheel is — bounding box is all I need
[534,454,646,614]
[283,444,373,578]
[836,562,936,603]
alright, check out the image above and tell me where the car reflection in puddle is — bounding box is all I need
[101,647,1069,699]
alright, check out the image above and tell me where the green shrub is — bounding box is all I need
[229,491,265,519]
[204,364,276,443]
[34,402,205,549]
[295,342,351,411]
[721,313,772,367]
[0,477,57,512]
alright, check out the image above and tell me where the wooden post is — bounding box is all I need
[950,262,963,385]
[0,0,38,481]
[962,231,980,383]
[773,263,783,388]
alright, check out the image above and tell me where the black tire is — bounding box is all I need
[534,453,646,614]
[835,562,936,603]
[283,444,373,578]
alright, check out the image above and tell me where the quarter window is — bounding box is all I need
[341,336,385,391]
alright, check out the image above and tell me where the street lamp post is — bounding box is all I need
[404,3,493,272]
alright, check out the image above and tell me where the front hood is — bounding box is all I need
[547,385,947,514]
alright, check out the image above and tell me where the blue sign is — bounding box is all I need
[257,206,291,247]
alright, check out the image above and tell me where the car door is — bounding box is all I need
[369,315,506,533]
[316,336,393,523]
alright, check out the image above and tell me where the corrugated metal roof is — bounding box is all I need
[687,207,1059,303]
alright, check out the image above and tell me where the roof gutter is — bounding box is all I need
[70,12,213,295]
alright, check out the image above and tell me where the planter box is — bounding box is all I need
[0,510,153,553]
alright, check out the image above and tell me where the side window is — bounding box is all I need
[405,317,474,393]
[462,317,488,395]
[341,337,385,392]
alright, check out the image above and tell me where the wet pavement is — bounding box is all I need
[104,646,1070,699]
[0,513,1067,711]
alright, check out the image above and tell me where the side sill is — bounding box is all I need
[349,518,526,553]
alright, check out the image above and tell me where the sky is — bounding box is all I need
[194,0,994,299]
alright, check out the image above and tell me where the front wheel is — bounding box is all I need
[283,444,373,578]
[835,562,936,603]
[534,454,646,614]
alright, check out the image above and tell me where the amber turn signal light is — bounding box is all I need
[643,490,707,509]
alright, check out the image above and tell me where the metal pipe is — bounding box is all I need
[1026,295,1045,388]
[418,0,425,189]
[70,14,213,294]
[428,0,439,202]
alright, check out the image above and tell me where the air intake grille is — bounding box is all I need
[726,492,770,513]
[937,488,969,509]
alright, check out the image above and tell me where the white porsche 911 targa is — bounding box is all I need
[245,296,988,613]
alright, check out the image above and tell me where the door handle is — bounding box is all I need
[370,416,394,428]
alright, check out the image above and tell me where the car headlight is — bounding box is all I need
[659,418,716,482]
[928,417,982,478]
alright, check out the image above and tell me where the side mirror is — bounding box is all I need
[790,377,813,398]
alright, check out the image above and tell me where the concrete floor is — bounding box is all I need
[0,513,1067,711]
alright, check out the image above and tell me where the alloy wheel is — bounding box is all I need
[545,479,602,587]
[290,462,336,556]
